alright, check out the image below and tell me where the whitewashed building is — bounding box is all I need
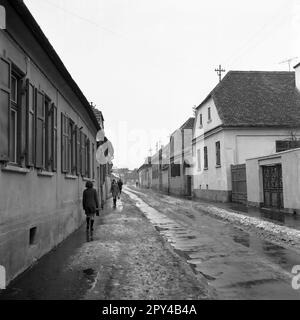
[192,71,300,203]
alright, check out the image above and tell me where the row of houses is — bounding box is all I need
[0,0,112,286]
[138,67,300,214]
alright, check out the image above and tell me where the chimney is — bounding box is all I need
[294,63,300,92]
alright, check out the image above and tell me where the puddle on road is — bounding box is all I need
[125,188,300,299]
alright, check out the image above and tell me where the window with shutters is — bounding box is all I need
[80,131,86,176]
[92,143,95,179]
[216,141,221,166]
[0,56,10,162]
[67,119,76,175]
[52,104,57,171]
[35,90,45,169]
[76,126,81,175]
[61,113,69,173]
[86,138,90,178]
[204,146,208,170]
[26,80,35,167]
[199,114,203,127]
[9,69,23,164]
[45,96,52,171]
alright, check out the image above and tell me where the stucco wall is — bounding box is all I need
[193,123,300,203]
[0,5,99,285]
[161,169,169,193]
[246,149,300,211]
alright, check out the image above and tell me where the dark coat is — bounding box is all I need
[111,183,120,198]
[118,180,123,190]
[82,188,99,214]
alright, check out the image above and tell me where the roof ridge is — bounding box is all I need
[228,70,294,74]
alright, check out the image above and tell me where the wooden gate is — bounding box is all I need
[231,164,247,204]
[262,164,283,209]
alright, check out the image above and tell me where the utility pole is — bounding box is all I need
[215,64,226,82]
[279,57,298,71]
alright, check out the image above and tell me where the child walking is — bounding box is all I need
[82,181,99,231]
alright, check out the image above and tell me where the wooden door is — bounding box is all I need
[262,164,283,209]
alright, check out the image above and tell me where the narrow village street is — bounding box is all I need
[1,186,300,300]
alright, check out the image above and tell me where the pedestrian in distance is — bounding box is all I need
[82,181,99,232]
[117,178,123,198]
[111,179,120,208]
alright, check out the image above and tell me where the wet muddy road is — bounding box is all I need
[124,187,300,299]
[1,186,300,300]
[0,191,211,300]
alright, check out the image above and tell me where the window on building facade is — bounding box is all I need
[92,143,95,179]
[86,138,91,178]
[197,149,201,171]
[9,71,22,164]
[0,56,11,162]
[208,107,211,122]
[35,90,45,169]
[204,146,208,169]
[199,114,203,127]
[26,80,35,167]
[216,141,221,166]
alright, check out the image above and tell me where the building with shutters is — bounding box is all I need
[192,70,300,203]
[0,0,104,285]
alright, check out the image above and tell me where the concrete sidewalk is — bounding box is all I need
[0,192,212,300]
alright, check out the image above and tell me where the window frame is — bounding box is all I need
[9,67,23,165]
[216,141,221,167]
[197,149,201,171]
[204,146,208,170]
[208,107,211,122]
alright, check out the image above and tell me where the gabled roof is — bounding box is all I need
[171,117,195,136]
[93,108,104,127]
[9,0,100,130]
[197,71,300,128]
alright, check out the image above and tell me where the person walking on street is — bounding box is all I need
[118,179,123,197]
[82,181,99,231]
[111,179,120,208]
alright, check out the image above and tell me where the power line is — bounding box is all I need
[224,2,292,67]
[31,0,122,37]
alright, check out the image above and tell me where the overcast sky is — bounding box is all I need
[24,0,300,169]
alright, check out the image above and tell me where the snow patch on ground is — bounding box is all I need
[193,203,300,250]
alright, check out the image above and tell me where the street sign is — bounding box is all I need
[0,265,5,289]
[0,5,6,30]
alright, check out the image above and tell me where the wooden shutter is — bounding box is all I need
[35,90,45,169]
[0,56,11,162]
[80,132,86,176]
[25,80,35,167]
[92,143,95,179]
[19,78,27,163]
[61,113,69,173]
[86,138,90,178]
[52,103,57,172]
[76,126,80,175]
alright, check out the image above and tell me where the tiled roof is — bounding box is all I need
[93,108,104,127]
[199,71,300,127]
[180,117,195,130]
[171,117,195,136]
[10,1,100,130]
